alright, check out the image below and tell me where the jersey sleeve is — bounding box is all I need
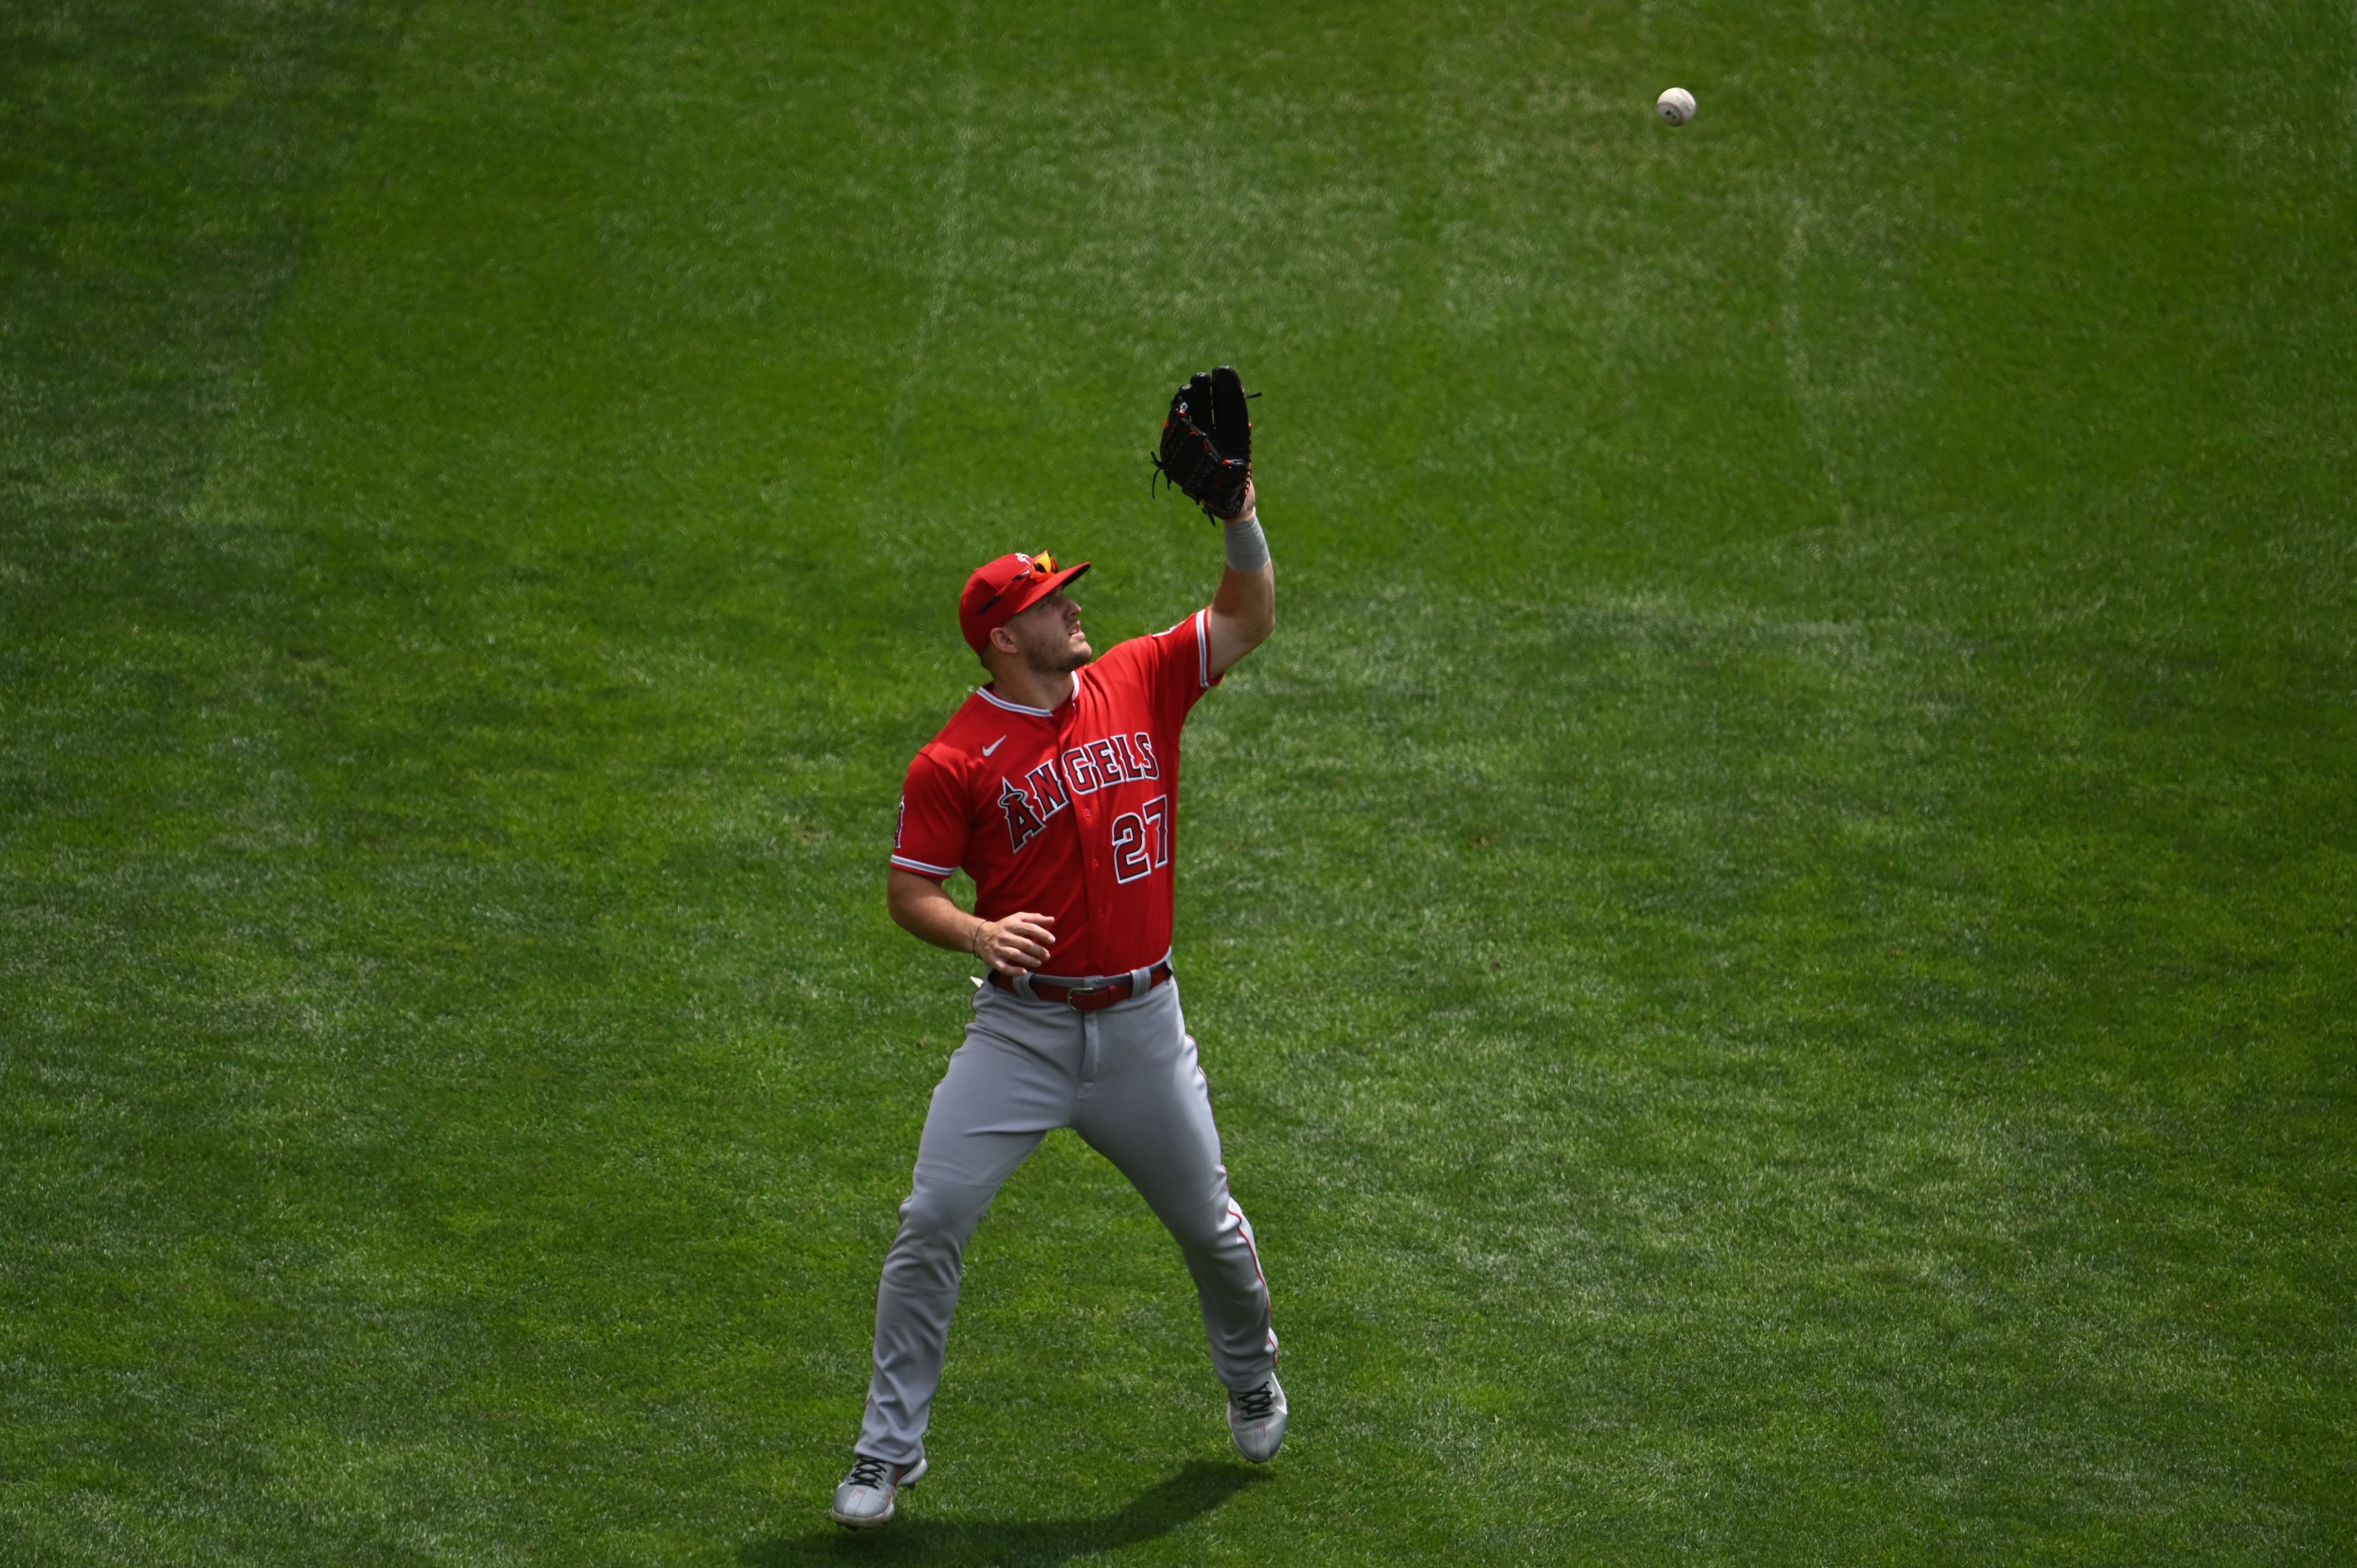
[889,748,968,879]
[1114,607,1222,732]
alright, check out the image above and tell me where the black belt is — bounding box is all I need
[988,960,1173,1011]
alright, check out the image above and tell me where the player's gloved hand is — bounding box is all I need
[972,912,1056,974]
[1153,366,1254,520]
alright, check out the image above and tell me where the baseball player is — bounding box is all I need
[831,462,1280,1531]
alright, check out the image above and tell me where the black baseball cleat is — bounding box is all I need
[1227,1373,1288,1463]
[831,1452,927,1530]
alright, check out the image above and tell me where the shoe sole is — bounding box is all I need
[831,1456,927,1530]
[1229,1426,1286,1464]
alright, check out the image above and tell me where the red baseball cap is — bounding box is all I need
[959,551,1092,653]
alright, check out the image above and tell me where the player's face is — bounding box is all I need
[1005,589,1093,673]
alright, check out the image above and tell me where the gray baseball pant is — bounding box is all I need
[854,975,1277,1465]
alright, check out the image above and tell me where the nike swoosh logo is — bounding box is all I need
[981,736,1005,757]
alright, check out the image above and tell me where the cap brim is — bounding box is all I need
[1002,560,1091,619]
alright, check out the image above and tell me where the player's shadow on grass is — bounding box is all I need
[738,1460,1266,1566]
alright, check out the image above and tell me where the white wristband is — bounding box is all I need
[1222,512,1269,571]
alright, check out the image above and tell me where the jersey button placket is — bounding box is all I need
[1065,708,1105,954]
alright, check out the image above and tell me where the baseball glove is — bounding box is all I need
[1153,365,1254,519]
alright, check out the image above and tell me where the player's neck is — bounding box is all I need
[987,662,1076,714]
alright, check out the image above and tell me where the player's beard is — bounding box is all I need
[1014,618,1092,676]
[1030,642,1093,676]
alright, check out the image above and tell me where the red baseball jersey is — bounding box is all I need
[891,609,1222,978]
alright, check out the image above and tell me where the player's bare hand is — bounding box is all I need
[972,912,1056,974]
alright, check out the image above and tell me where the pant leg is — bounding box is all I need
[857,1001,1080,1463]
[1072,980,1278,1393]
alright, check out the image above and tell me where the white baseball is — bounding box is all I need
[1656,87,1696,126]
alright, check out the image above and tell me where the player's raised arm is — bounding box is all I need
[1152,365,1275,680]
[1204,479,1273,679]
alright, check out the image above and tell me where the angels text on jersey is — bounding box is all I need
[997,730,1162,858]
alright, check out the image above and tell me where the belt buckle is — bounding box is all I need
[1066,981,1116,1012]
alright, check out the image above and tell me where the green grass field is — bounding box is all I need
[5,0,2353,1561]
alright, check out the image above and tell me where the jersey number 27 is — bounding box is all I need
[1110,795,1170,884]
